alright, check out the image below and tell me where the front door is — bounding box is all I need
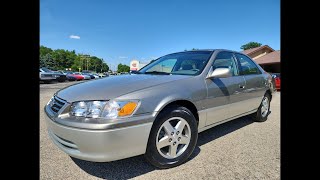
[204,51,245,126]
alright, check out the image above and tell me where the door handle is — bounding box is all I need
[239,85,245,89]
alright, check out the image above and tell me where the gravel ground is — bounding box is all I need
[40,80,280,180]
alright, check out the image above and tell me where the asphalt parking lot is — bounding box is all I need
[40,80,280,180]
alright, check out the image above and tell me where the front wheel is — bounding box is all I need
[145,105,198,169]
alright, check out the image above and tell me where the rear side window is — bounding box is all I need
[235,53,261,75]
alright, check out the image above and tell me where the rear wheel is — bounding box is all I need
[253,93,271,122]
[145,105,198,169]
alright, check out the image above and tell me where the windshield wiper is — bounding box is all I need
[144,71,171,75]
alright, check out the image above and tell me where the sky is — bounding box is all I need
[40,0,280,71]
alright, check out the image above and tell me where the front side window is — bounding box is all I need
[235,53,261,75]
[212,51,238,76]
[139,51,213,76]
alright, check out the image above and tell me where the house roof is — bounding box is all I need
[242,45,275,55]
[254,50,280,64]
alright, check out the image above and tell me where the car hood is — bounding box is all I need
[56,74,191,102]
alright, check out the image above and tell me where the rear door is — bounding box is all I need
[234,53,266,112]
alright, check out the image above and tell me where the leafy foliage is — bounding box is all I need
[184,48,199,51]
[240,42,262,50]
[39,45,109,73]
[40,53,57,69]
[117,63,130,73]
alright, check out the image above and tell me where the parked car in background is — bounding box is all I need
[57,70,67,75]
[91,73,100,79]
[53,71,67,82]
[66,73,77,81]
[61,70,74,75]
[39,68,56,83]
[103,72,109,77]
[66,72,84,81]
[45,50,274,168]
[267,72,276,93]
[271,73,280,91]
[82,72,95,79]
[74,72,91,80]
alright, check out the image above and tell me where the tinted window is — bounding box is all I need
[212,52,238,76]
[235,53,261,75]
[139,51,213,76]
[41,67,52,72]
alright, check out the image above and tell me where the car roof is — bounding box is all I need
[167,49,245,56]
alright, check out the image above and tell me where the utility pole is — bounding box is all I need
[85,55,90,71]
[79,54,82,72]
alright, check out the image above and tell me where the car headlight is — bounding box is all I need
[70,100,139,119]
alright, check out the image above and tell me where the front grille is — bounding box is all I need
[43,74,53,77]
[50,96,66,113]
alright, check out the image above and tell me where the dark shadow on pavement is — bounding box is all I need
[72,155,155,180]
[72,115,253,179]
[197,115,253,146]
[72,146,201,180]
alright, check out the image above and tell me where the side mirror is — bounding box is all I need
[207,68,232,79]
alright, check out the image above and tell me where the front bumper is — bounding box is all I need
[45,110,154,162]
[40,77,55,81]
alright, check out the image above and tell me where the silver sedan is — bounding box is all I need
[44,49,274,168]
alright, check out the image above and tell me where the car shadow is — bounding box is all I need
[197,115,253,146]
[72,115,253,179]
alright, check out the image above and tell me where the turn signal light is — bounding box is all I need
[118,102,138,116]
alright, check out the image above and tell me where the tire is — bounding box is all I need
[253,93,271,122]
[145,105,198,169]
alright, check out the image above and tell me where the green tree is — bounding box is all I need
[40,54,57,69]
[101,63,109,72]
[51,49,71,70]
[71,56,82,72]
[65,50,77,69]
[117,63,130,73]
[184,48,199,51]
[240,42,262,50]
[39,45,109,72]
[89,56,102,72]
[40,45,53,57]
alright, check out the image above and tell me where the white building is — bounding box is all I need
[130,60,150,71]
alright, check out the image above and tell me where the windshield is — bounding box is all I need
[139,51,213,76]
[41,67,52,72]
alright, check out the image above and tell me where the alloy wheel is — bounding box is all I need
[156,117,191,159]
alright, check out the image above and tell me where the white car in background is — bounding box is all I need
[74,72,91,80]
[92,73,101,79]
